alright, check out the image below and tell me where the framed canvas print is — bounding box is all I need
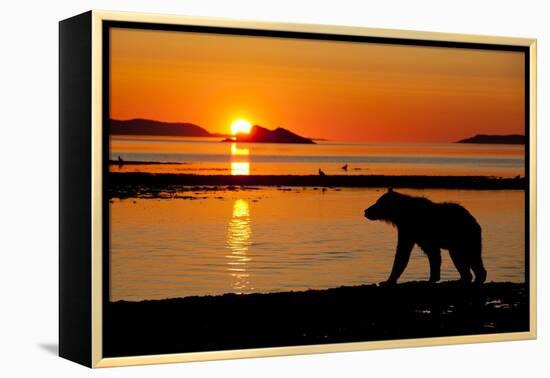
[59,10,537,368]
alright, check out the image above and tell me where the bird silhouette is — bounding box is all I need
[118,155,124,163]
[318,168,326,176]
[341,164,348,171]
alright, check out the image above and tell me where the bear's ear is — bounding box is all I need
[387,187,393,193]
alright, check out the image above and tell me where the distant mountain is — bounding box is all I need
[222,125,315,144]
[110,118,211,137]
[456,134,525,145]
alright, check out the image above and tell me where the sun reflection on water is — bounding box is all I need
[226,199,252,293]
[231,143,249,156]
[231,162,250,175]
[230,143,250,175]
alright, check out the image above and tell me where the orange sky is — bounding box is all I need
[110,28,525,143]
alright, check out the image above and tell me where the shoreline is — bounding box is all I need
[108,172,525,198]
[104,281,528,357]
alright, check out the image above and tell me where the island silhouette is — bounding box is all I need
[110,118,214,137]
[110,118,315,143]
[457,134,525,145]
[221,125,315,144]
[111,119,526,146]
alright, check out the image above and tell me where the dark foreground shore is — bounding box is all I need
[104,281,528,357]
[108,172,525,198]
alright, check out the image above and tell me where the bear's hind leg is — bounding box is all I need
[425,247,441,283]
[449,248,473,283]
[471,254,487,284]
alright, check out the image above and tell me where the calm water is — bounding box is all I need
[110,136,525,177]
[110,188,525,301]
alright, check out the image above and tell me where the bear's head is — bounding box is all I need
[364,188,402,223]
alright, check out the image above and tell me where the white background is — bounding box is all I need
[0,0,547,376]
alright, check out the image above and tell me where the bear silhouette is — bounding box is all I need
[364,188,486,285]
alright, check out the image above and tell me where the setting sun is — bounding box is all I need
[230,119,252,135]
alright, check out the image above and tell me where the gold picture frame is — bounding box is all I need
[59,10,537,368]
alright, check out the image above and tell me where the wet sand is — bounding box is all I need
[108,172,525,199]
[104,281,528,357]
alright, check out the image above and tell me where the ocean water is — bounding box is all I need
[109,136,525,177]
[109,188,525,301]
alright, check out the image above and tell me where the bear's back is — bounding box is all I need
[396,197,480,248]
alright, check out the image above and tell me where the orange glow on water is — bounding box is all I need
[109,188,525,301]
[109,136,524,177]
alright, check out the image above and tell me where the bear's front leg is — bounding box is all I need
[381,231,414,286]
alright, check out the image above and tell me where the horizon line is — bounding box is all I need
[109,117,526,144]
